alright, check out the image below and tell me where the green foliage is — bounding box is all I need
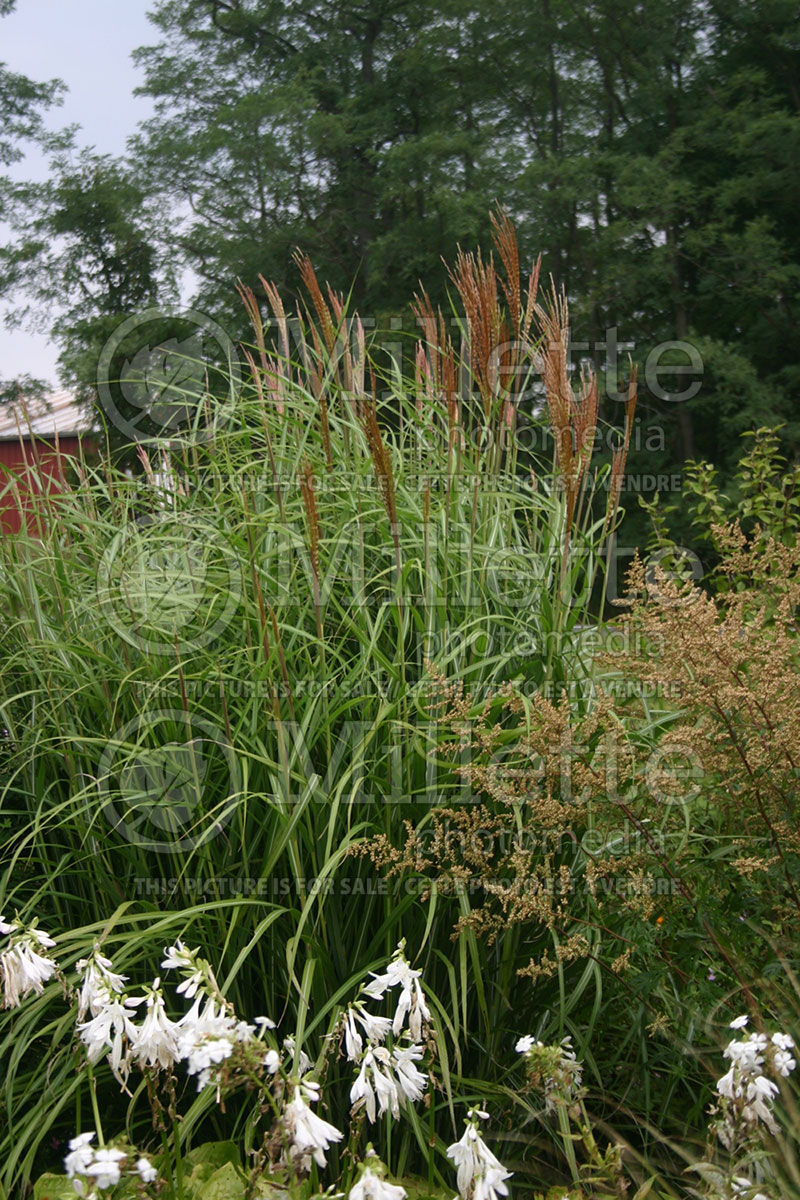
[0,149,174,432]
[0,374,49,407]
[128,0,495,318]
[0,0,797,519]
[0,250,631,1194]
[641,425,800,584]
[0,2,63,174]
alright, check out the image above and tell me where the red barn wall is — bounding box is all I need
[0,437,89,536]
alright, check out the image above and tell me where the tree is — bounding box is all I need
[0,149,190,455]
[0,0,63,177]
[3,0,798,505]
[0,0,65,398]
[1,149,171,375]
[129,0,501,322]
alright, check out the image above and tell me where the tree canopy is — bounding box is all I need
[0,0,798,503]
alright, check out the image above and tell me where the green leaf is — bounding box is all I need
[186,1160,248,1200]
[183,1140,240,1173]
[32,1175,75,1200]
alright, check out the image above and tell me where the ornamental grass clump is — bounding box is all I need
[0,211,639,1194]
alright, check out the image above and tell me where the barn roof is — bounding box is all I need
[0,390,92,441]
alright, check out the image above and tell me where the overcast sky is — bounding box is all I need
[0,0,156,385]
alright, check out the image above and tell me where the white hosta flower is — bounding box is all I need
[344,1009,364,1061]
[349,1166,407,1200]
[473,1163,511,1200]
[520,1035,583,1113]
[1,921,59,1008]
[264,1048,281,1073]
[729,1015,749,1030]
[177,991,220,1036]
[774,1049,796,1076]
[743,1074,779,1131]
[447,1123,488,1196]
[64,1132,96,1178]
[344,1005,393,1060]
[178,994,250,1045]
[362,958,409,1001]
[715,1023,792,1149]
[392,1042,428,1104]
[394,970,430,1043]
[283,1035,313,1075]
[85,1147,126,1189]
[130,980,182,1070]
[0,916,19,935]
[186,1034,235,1090]
[283,1083,344,1169]
[771,1031,796,1075]
[25,921,55,949]
[716,1067,739,1101]
[362,942,430,1042]
[136,1156,158,1183]
[75,949,128,1021]
[359,1008,393,1043]
[724,1032,768,1072]
[161,940,205,998]
[178,997,233,1084]
[350,1056,375,1121]
[351,1047,400,1122]
[176,994,255,1090]
[1,944,51,1007]
[161,940,195,972]
[77,994,140,1085]
[447,1109,512,1200]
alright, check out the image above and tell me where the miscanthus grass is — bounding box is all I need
[11,213,796,1197]
[0,215,640,1192]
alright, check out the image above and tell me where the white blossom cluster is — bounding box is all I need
[515,1033,583,1113]
[347,1147,408,1200]
[715,1015,796,1152]
[0,915,59,1008]
[64,1131,156,1196]
[346,941,431,1124]
[164,943,347,1172]
[348,1166,407,1200]
[446,1108,513,1200]
[73,940,276,1093]
[1,919,518,1200]
[282,1079,344,1172]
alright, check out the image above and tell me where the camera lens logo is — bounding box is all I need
[96,308,241,443]
[96,513,242,655]
[98,711,241,853]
